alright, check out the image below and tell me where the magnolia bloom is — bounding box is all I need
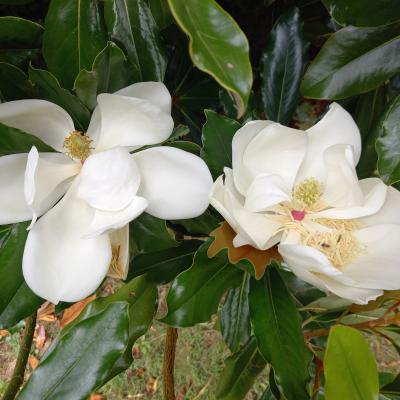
[0,82,213,303]
[210,103,400,304]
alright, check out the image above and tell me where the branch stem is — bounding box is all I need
[163,327,178,400]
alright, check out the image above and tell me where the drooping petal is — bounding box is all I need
[24,147,79,227]
[133,146,213,219]
[342,224,400,290]
[93,91,174,151]
[108,225,130,280]
[244,174,291,212]
[84,196,148,238]
[232,120,272,195]
[360,185,400,226]
[0,100,74,152]
[78,147,141,212]
[23,181,112,303]
[314,177,387,220]
[296,102,362,182]
[242,123,307,191]
[0,154,32,224]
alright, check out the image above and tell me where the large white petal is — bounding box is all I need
[108,225,130,280]
[84,196,148,238]
[314,178,388,220]
[133,146,213,219]
[23,181,111,304]
[0,100,74,152]
[296,102,362,182]
[232,120,272,195]
[24,147,79,227]
[342,224,400,290]
[360,185,400,226]
[93,92,174,151]
[78,147,141,211]
[0,154,32,224]
[242,123,307,191]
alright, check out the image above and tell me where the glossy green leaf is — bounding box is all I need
[168,0,252,118]
[162,240,243,327]
[29,65,91,131]
[148,0,173,29]
[130,213,178,255]
[301,23,400,99]
[0,0,33,4]
[324,325,379,400]
[376,94,400,184]
[260,8,307,124]
[104,0,167,82]
[0,16,43,48]
[0,223,43,329]
[322,0,400,27]
[216,337,266,400]
[43,0,108,89]
[0,62,36,100]
[220,273,251,352]
[201,110,240,179]
[171,209,219,235]
[249,264,311,400]
[167,140,201,155]
[17,303,129,400]
[129,240,202,284]
[74,41,136,110]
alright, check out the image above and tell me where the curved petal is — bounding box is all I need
[244,174,291,212]
[78,147,141,211]
[242,123,307,191]
[314,178,388,220]
[115,82,171,114]
[93,92,174,151]
[108,225,130,280]
[84,196,148,238]
[320,144,364,208]
[0,154,32,224]
[23,181,112,303]
[25,147,79,227]
[342,224,400,290]
[0,100,74,152]
[133,146,213,219]
[296,102,362,182]
[232,120,272,194]
[360,185,400,226]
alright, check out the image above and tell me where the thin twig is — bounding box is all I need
[163,327,178,400]
[2,312,37,400]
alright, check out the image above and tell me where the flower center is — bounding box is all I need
[292,178,323,209]
[63,131,92,162]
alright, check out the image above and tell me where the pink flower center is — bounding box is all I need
[291,210,306,221]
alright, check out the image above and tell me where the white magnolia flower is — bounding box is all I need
[0,82,213,304]
[210,102,400,304]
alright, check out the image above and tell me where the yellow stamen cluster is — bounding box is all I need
[315,218,361,231]
[108,245,125,279]
[292,178,323,209]
[63,131,92,161]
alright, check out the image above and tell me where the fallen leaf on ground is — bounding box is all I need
[60,294,96,328]
[0,329,9,338]
[28,355,39,369]
[33,325,46,350]
[37,302,56,322]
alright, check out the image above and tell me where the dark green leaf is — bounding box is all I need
[104,0,167,82]
[201,110,240,179]
[249,264,311,400]
[0,223,43,329]
[130,213,179,255]
[148,0,173,29]
[29,65,91,131]
[0,49,40,70]
[376,94,400,184]
[322,0,400,27]
[216,337,266,400]
[0,16,43,48]
[260,8,307,124]
[129,240,202,284]
[168,0,253,118]
[301,23,400,99]
[0,0,33,4]
[167,140,201,155]
[0,62,36,100]
[171,209,219,235]
[43,0,108,88]
[324,325,379,400]
[220,273,251,352]
[17,303,129,400]
[161,239,243,327]
[74,41,136,110]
